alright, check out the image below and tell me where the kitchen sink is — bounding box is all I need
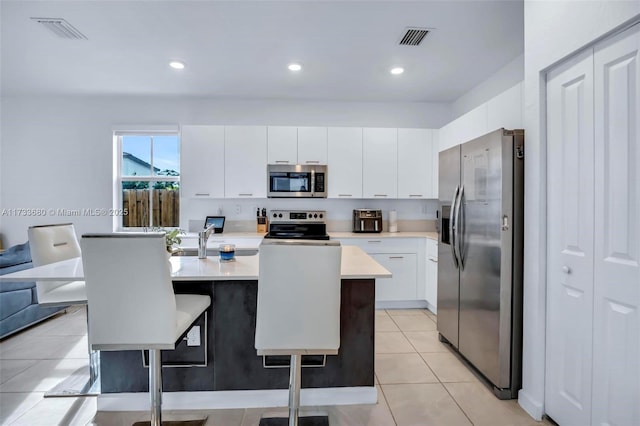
[173,248,258,257]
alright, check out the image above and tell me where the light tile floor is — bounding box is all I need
[0,307,553,425]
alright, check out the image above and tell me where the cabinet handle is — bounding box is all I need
[367,240,382,243]
[305,160,320,164]
[194,193,210,196]
[238,193,253,197]
[409,194,423,197]
[338,194,352,197]
[275,160,289,164]
[429,258,438,263]
[389,256,404,259]
[374,194,388,197]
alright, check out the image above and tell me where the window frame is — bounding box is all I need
[113,129,180,231]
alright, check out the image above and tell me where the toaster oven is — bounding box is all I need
[353,209,383,233]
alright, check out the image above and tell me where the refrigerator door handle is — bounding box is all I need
[454,185,464,270]
[450,185,460,268]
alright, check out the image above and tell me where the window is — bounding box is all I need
[115,132,180,228]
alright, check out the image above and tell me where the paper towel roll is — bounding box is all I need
[389,210,398,233]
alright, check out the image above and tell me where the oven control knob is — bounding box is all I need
[319,213,323,218]
[273,213,277,218]
[314,214,318,218]
[278,213,283,218]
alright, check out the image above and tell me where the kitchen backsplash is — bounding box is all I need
[182,198,438,233]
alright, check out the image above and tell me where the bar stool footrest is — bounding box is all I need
[132,420,207,426]
[259,416,329,426]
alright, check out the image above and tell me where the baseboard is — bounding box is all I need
[376,300,428,309]
[97,386,378,411]
[518,389,544,421]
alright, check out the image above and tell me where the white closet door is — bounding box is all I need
[592,23,640,426]
[545,49,595,426]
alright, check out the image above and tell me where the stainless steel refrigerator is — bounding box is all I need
[437,128,524,399]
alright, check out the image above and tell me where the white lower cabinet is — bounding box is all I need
[337,237,425,306]
[371,253,417,301]
[425,238,438,313]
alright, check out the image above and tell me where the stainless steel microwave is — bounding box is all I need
[267,164,327,198]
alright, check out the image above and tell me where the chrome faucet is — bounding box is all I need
[198,225,216,259]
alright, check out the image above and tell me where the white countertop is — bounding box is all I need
[0,246,391,282]
[182,231,437,246]
[331,231,438,240]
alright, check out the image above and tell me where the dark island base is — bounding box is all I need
[100,279,375,393]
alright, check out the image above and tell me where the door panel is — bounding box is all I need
[437,145,460,347]
[545,49,595,426]
[458,130,504,387]
[593,23,640,426]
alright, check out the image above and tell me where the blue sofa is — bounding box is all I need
[0,242,68,339]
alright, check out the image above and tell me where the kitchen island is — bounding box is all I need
[0,245,390,411]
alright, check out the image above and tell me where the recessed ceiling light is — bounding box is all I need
[288,63,302,71]
[390,67,404,75]
[169,61,185,70]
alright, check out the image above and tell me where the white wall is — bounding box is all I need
[0,96,450,246]
[451,54,524,118]
[520,1,639,420]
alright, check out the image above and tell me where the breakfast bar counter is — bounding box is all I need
[0,246,390,411]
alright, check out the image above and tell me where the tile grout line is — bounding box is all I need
[441,381,476,426]
[376,382,399,426]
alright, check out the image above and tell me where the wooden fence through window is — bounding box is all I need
[122,189,180,227]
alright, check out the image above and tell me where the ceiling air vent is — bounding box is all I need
[31,18,88,40]
[399,28,429,46]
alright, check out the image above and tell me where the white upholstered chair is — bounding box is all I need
[28,223,87,305]
[255,239,342,426]
[81,233,210,426]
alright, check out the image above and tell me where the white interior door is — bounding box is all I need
[545,48,595,426]
[592,23,640,426]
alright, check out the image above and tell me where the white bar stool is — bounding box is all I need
[81,233,211,426]
[255,239,342,426]
[28,223,96,396]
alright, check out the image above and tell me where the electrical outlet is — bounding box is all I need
[235,204,241,214]
[186,326,201,346]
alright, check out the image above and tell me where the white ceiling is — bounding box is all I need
[0,1,524,102]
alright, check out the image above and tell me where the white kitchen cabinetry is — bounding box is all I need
[371,254,417,301]
[338,237,423,307]
[438,82,523,153]
[267,126,297,164]
[397,128,434,199]
[327,127,363,198]
[545,24,639,426]
[180,125,225,198]
[225,126,267,198]
[431,130,439,197]
[362,128,397,198]
[267,126,327,165]
[297,127,327,164]
[487,83,523,132]
[425,238,438,313]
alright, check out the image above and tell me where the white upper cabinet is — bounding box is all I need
[225,126,267,198]
[397,128,434,199]
[487,83,523,131]
[297,127,328,164]
[431,130,439,197]
[363,128,397,198]
[327,127,363,198]
[180,125,225,198]
[267,126,327,165]
[267,126,297,164]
